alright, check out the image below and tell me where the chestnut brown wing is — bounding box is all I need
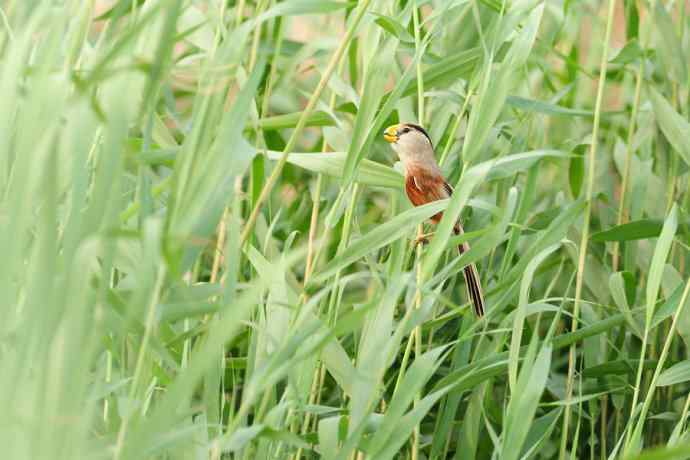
[404,169,450,222]
[405,170,485,315]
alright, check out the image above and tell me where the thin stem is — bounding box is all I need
[412,2,424,124]
[293,19,353,452]
[261,14,284,119]
[294,184,360,460]
[612,59,643,272]
[559,1,616,458]
[412,225,424,460]
[438,86,473,167]
[629,278,690,450]
[113,266,166,460]
[209,209,227,283]
[211,0,274,305]
[304,174,323,282]
[393,316,417,397]
[600,395,607,460]
[678,392,690,433]
[235,0,245,27]
[304,43,348,283]
[240,0,375,245]
[666,83,680,214]
[248,0,269,72]
[411,4,425,458]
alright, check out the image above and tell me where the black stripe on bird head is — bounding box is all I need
[401,123,433,147]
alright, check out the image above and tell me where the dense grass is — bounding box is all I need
[2,0,690,458]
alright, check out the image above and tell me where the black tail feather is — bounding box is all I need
[454,224,485,317]
[462,263,485,317]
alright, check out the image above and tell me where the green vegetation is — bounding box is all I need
[2,0,690,458]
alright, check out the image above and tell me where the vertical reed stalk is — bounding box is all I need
[240,0,375,245]
[559,1,616,458]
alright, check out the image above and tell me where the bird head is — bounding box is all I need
[383,123,435,166]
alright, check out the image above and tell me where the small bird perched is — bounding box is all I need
[383,122,485,317]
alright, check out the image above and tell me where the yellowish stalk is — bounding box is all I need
[559,1,616,458]
[240,0,375,245]
[628,278,690,451]
[612,60,643,272]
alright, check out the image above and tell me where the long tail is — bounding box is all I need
[454,224,485,317]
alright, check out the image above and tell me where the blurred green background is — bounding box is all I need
[1,0,690,458]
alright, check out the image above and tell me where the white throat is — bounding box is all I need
[392,141,441,175]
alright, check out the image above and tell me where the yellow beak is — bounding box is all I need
[383,124,399,143]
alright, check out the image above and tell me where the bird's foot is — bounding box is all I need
[414,232,435,245]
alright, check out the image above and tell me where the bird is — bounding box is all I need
[383,122,485,317]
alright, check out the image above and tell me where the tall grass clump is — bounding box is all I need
[2,0,690,458]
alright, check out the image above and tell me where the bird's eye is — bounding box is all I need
[401,128,410,134]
